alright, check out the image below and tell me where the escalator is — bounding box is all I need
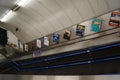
[0,41,120,75]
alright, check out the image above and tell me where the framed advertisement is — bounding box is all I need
[44,37,49,46]
[109,11,120,27]
[91,18,102,32]
[53,34,60,43]
[63,30,71,40]
[76,25,85,36]
[24,44,28,52]
[36,39,41,48]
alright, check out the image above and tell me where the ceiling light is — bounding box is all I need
[17,0,29,6]
[11,5,20,11]
[1,10,13,22]
[0,0,30,22]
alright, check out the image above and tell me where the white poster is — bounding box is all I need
[44,37,49,46]
[36,39,41,48]
[24,44,28,52]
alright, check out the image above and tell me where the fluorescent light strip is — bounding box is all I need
[1,10,13,22]
[0,0,30,22]
[17,0,28,6]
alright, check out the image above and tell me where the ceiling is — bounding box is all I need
[0,0,20,19]
[0,0,120,43]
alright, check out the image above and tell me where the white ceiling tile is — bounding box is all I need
[40,0,72,28]
[18,7,50,36]
[20,1,58,35]
[37,0,65,31]
[56,11,73,28]
[48,16,64,31]
[73,0,95,20]
[41,21,55,34]
[89,0,110,15]
[106,0,120,10]
[28,1,53,21]
[55,0,83,25]
[55,0,74,28]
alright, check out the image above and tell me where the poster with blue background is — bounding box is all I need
[91,18,102,32]
[53,34,59,43]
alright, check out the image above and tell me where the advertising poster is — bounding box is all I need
[24,44,28,52]
[63,30,71,40]
[53,34,59,43]
[28,42,36,51]
[36,39,41,48]
[91,18,102,32]
[44,37,49,46]
[76,25,85,36]
[109,11,120,27]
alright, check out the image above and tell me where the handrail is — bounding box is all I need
[22,56,120,72]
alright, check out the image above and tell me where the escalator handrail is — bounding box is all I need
[21,56,120,72]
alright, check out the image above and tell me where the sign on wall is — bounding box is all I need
[53,33,60,43]
[109,11,120,27]
[36,39,41,48]
[24,44,28,52]
[44,37,49,46]
[76,25,85,37]
[91,18,102,32]
[63,30,71,40]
